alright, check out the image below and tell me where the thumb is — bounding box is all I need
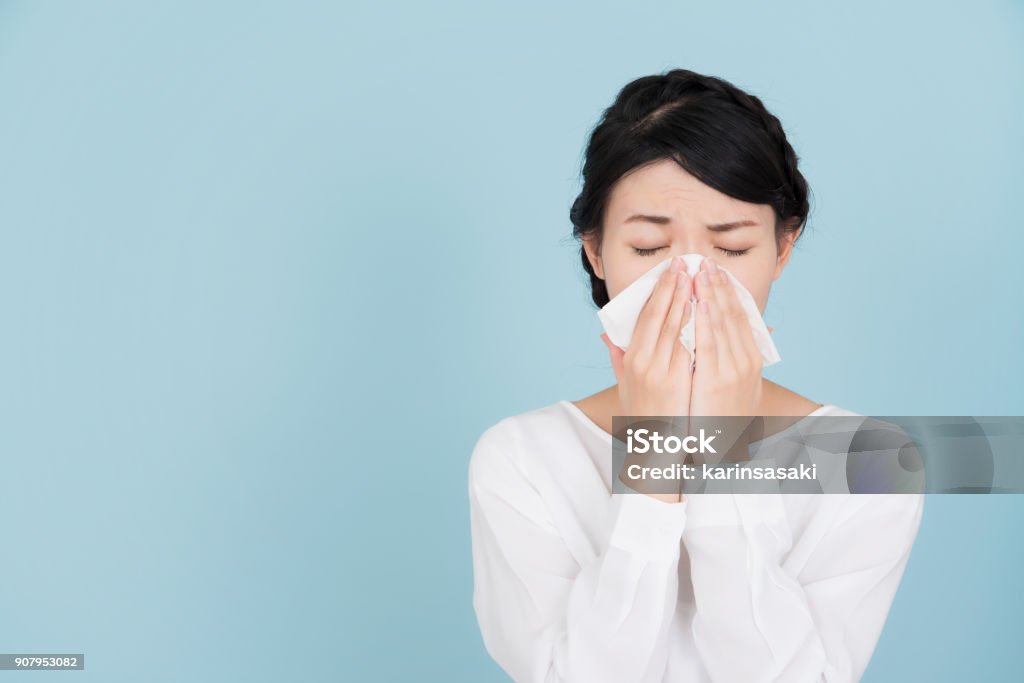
[600,333,625,383]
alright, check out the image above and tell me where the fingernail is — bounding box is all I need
[670,256,682,273]
[698,270,710,287]
[706,258,718,273]
[677,271,688,288]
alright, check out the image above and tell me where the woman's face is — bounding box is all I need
[584,159,799,312]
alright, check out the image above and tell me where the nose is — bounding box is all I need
[668,251,710,278]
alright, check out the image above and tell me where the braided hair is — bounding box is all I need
[570,69,811,308]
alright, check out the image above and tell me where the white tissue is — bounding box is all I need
[597,253,781,368]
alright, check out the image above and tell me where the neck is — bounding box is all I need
[607,378,775,414]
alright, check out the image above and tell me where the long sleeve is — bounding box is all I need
[468,423,691,683]
[684,492,925,682]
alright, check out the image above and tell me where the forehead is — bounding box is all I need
[605,159,771,225]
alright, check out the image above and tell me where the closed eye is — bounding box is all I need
[632,246,750,257]
[632,246,667,256]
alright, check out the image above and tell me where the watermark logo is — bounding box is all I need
[626,427,717,455]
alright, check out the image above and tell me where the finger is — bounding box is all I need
[704,293,735,378]
[694,260,720,370]
[653,270,691,374]
[600,333,625,384]
[631,257,684,362]
[694,257,715,306]
[708,261,756,370]
[695,289,717,376]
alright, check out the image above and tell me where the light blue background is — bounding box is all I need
[0,1,1020,681]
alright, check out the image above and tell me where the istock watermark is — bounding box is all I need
[609,414,1024,496]
[625,427,718,454]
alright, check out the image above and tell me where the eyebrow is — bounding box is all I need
[623,214,760,232]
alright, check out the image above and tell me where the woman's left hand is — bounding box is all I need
[689,257,764,417]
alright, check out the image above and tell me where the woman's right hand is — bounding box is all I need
[601,255,695,419]
[601,256,694,504]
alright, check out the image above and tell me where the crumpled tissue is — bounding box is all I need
[597,253,781,368]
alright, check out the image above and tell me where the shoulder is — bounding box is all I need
[791,404,926,502]
[815,404,864,417]
[813,404,921,466]
[468,400,577,491]
[808,407,925,533]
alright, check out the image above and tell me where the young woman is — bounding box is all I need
[468,68,925,683]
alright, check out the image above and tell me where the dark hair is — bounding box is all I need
[569,68,811,308]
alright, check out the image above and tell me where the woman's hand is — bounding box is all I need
[601,255,695,419]
[689,257,763,418]
[602,255,694,503]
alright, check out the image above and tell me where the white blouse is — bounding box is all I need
[468,399,925,683]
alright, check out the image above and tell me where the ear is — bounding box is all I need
[773,224,802,280]
[583,234,605,280]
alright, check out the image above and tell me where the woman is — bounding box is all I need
[468,68,925,683]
